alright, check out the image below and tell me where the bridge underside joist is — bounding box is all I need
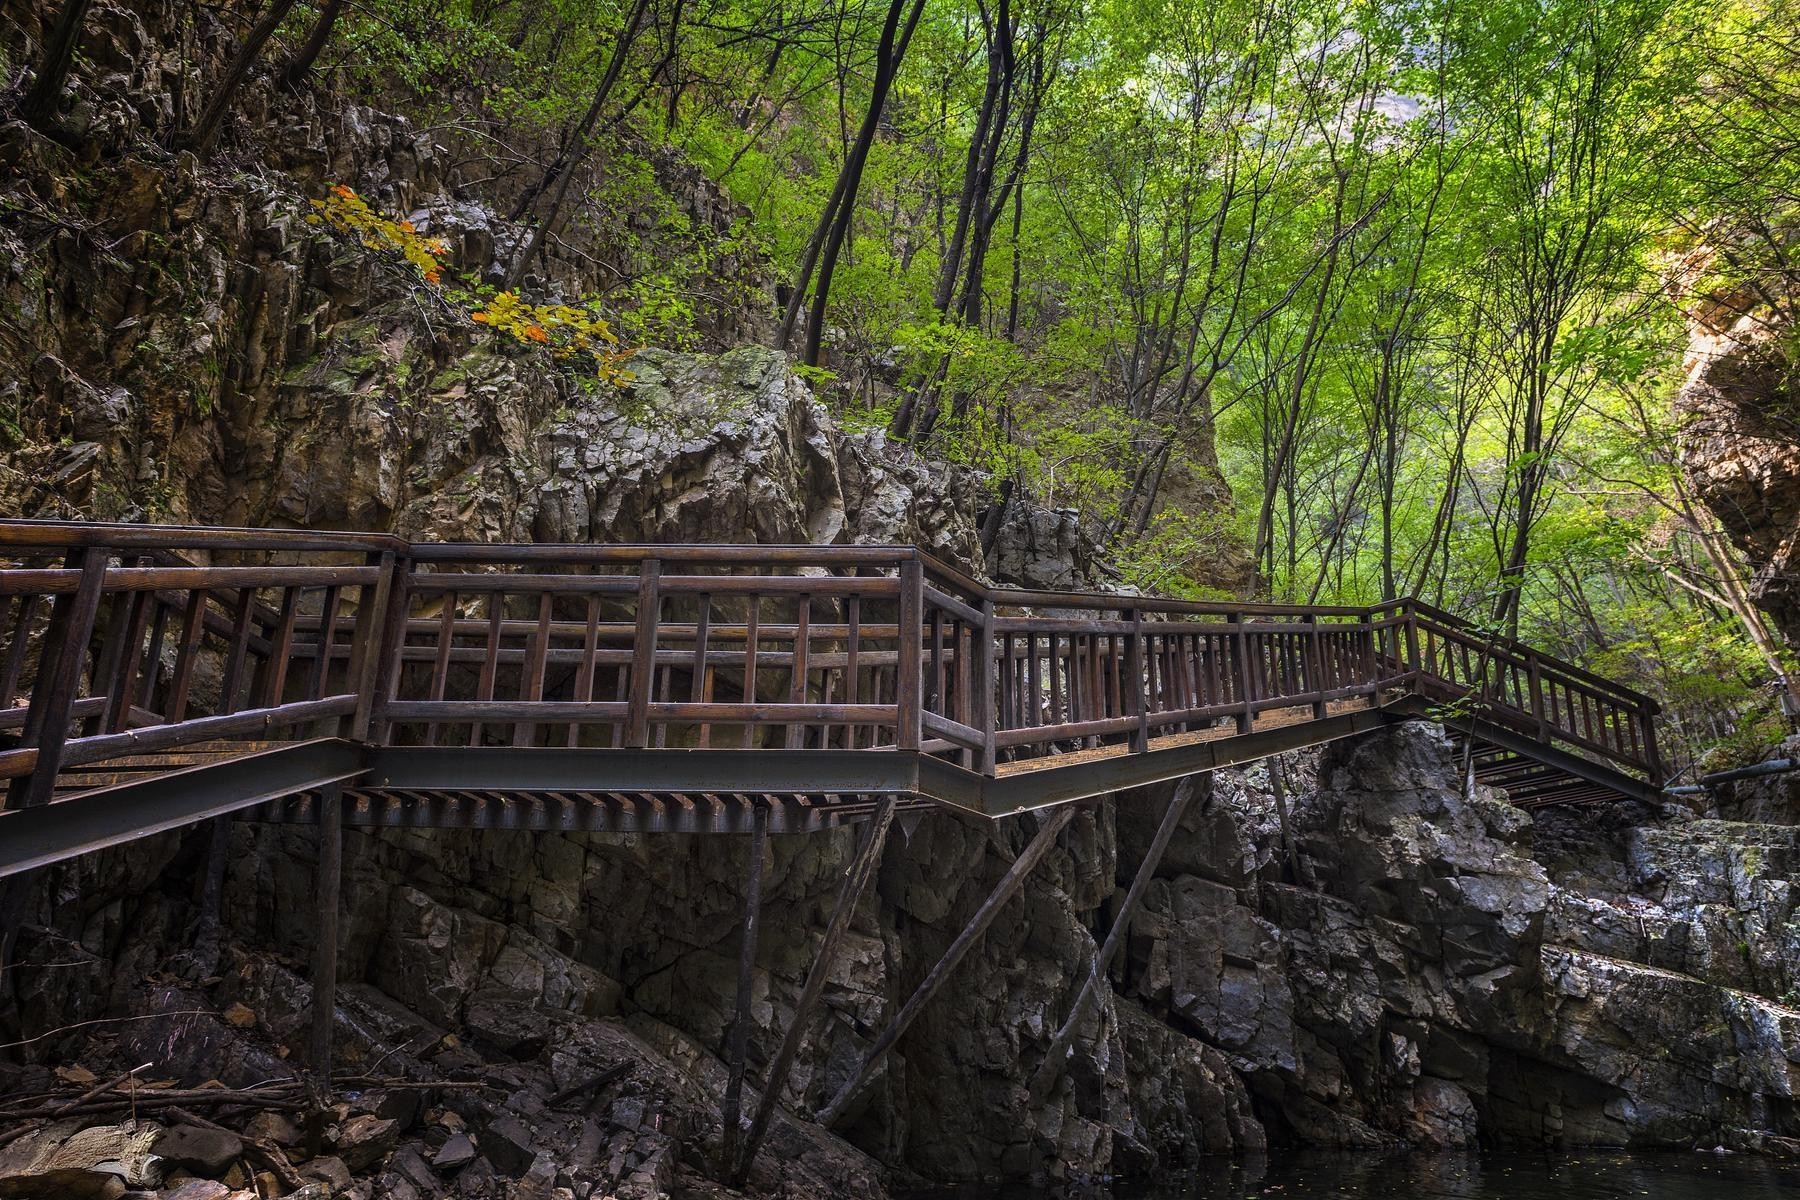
[0,695,1659,881]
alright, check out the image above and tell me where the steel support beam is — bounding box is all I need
[718,806,767,1173]
[366,747,928,807]
[817,802,1079,1128]
[1391,697,1660,805]
[975,705,1395,815]
[730,796,897,1185]
[0,740,368,878]
[309,782,343,1089]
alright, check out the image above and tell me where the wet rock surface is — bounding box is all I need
[14,721,1800,1198]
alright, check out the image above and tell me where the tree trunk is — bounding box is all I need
[181,0,302,154]
[20,0,93,132]
[281,0,346,89]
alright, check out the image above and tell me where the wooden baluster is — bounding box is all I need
[470,591,504,746]
[977,598,996,774]
[692,592,713,748]
[84,575,136,736]
[1000,629,1015,742]
[217,589,255,718]
[742,596,760,749]
[165,589,209,723]
[1126,609,1148,754]
[363,552,413,746]
[1026,632,1042,736]
[1106,631,1123,725]
[786,593,810,749]
[1305,618,1326,719]
[570,593,600,748]
[957,616,975,768]
[426,590,458,747]
[100,558,156,733]
[625,559,662,750]
[0,593,40,712]
[8,547,106,811]
[844,596,860,750]
[655,635,673,749]
[260,587,300,710]
[308,585,341,702]
[1231,614,1253,734]
[515,591,554,747]
[929,609,945,723]
[897,560,922,751]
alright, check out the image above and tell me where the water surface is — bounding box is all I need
[913,1151,1800,1198]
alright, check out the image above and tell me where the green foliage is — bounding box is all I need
[278,0,1800,769]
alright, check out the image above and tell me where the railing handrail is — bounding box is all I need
[0,521,1663,790]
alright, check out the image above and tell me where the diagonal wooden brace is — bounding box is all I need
[730,794,897,1185]
[816,801,1079,1128]
[1031,772,1199,1096]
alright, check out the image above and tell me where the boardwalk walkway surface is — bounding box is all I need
[0,519,1669,1177]
[0,520,1665,876]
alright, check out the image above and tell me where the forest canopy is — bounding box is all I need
[17,0,1800,766]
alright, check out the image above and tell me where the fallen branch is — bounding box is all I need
[52,1062,155,1115]
[168,1106,306,1194]
[548,1062,631,1109]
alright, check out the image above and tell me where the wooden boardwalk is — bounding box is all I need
[0,519,1669,1177]
[0,519,1665,873]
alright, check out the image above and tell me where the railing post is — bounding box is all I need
[897,559,922,751]
[977,596,997,774]
[344,550,397,741]
[1403,603,1421,686]
[1230,612,1253,735]
[363,552,412,745]
[1642,703,1666,783]
[625,558,662,749]
[1526,652,1548,740]
[1125,607,1148,754]
[7,547,107,811]
[1304,616,1326,719]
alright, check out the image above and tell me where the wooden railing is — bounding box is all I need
[0,521,1664,809]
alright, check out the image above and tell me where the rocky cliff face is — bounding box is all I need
[16,708,1800,1197]
[4,4,1799,1197]
[1676,256,1800,643]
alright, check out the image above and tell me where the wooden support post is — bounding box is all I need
[1305,617,1327,720]
[731,795,897,1185]
[718,805,768,1173]
[309,782,344,1089]
[625,559,662,749]
[817,803,1077,1128]
[1403,604,1421,682]
[976,598,997,775]
[1231,613,1254,736]
[1032,775,1198,1095]
[345,551,396,740]
[1527,653,1548,740]
[786,594,810,749]
[1125,609,1149,754]
[8,547,106,811]
[897,561,922,751]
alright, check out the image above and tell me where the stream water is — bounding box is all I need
[910,1150,1800,1198]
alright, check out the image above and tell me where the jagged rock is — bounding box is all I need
[152,1126,241,1177]
[432,1133,476,1172]
[475,1115,535,1177]
[158,1181,231,1200]
[0,1119,164,1195]
[239,1113,300,1148]
[301,1155,353,1193]
[332,1115,399,1174]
